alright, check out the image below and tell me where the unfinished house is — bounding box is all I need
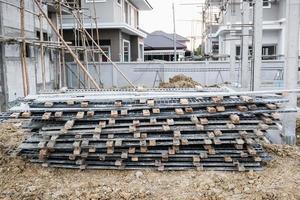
[0,1,60,111]
[203,0,293,60]
[62,0,152,62]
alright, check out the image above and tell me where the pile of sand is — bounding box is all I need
[296,118,300,146]
[159,74,201,88]
[0,122,300,200]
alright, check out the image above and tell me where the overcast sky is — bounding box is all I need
[140,0,204,50]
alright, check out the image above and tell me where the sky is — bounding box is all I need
[139,0,204,50]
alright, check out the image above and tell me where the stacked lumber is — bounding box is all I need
[9,89,295,171]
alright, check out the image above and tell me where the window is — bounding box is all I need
[212,42,219,54]
[66,0,81,8]
[124,1,129,23]
[138,43,144,61]
[130,6,135,26]
[262,45,276,60]
[36,31,50,41]
[236,45,253,60]
[128,5,132,25]
[249,0,271,8]
[123,40,130,62]
[100,46,111,62]
[25,44,31,58]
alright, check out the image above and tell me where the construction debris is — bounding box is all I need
[7,88,296,171]
[159,74,202,88]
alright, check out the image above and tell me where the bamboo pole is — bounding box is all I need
[58,0,66,87]
[33,0,101,90]
[20,0,29,96]
[38,1,46,90]
[70,12,135,88]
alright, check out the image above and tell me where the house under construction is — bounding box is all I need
[0,0,152,111]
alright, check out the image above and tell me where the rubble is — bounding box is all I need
[159,74,201,88]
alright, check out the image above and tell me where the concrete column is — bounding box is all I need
[230,40,236,83]
[282,0,300,145]
[241,1,250,89]
[0,2,7,111]
[252,0,263,91]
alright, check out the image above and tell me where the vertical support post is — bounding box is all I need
[58,1,66,88]
[172,2,177,61]
[0,1,7,111]
[252,0,263,91]
[241,1,250,89]
[20,0,29,96]
[33,0,101,90]
[282,0,299,145]
[230,39,236,83]
[38,1,46,90]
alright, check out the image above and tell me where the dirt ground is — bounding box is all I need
[0,123,300,200]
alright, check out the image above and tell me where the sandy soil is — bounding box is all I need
[0,123,300,200]
[159,74,201,88]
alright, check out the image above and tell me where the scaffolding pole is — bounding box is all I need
[252,0,263,91]
[33,0,101,90]
[241,1,250,89]
[282,0,300,145]
[20,0,30,96]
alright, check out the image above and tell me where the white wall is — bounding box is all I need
[66,61,290,89]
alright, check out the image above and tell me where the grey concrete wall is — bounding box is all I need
[263,1,280,21]
[64,28,122,62]
[63,29,142,62]
[130,36,139,61]
[0,2,6,111]
[223,0,285,24]
[81,0,115,23]
[63,0,140,29]
[66,60,291,89]
[0,0,57,109]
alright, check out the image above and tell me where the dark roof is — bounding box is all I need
[144,31,189,50]
[151,31,189,42]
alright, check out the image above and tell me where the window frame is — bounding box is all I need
[99,45,111,62]
[262,44,277,60]
[249,0,271,9]
[138,42,144,61]
[123,39,131,62]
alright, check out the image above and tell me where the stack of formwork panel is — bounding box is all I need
[9,88,295,171]
[0,112,11,122]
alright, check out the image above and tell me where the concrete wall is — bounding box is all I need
[64,29,142,62]
[223,0,284,24]
[0,1,58,109]
[63,0,139,27]
[0,2,5,111]
[66,60,291,89]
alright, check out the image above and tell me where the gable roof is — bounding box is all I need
[144,31,189,50]
[129,0,153,10]
[151,31,189,42]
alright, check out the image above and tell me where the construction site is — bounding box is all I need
[0,0,299,199]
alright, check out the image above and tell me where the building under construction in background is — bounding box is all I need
[202,0,291,61]
[0,0,60,111]
[0,0,152,111]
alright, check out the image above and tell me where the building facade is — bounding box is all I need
[62,0,152,62]
[0,1,58,111]
[204,0,293,60]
